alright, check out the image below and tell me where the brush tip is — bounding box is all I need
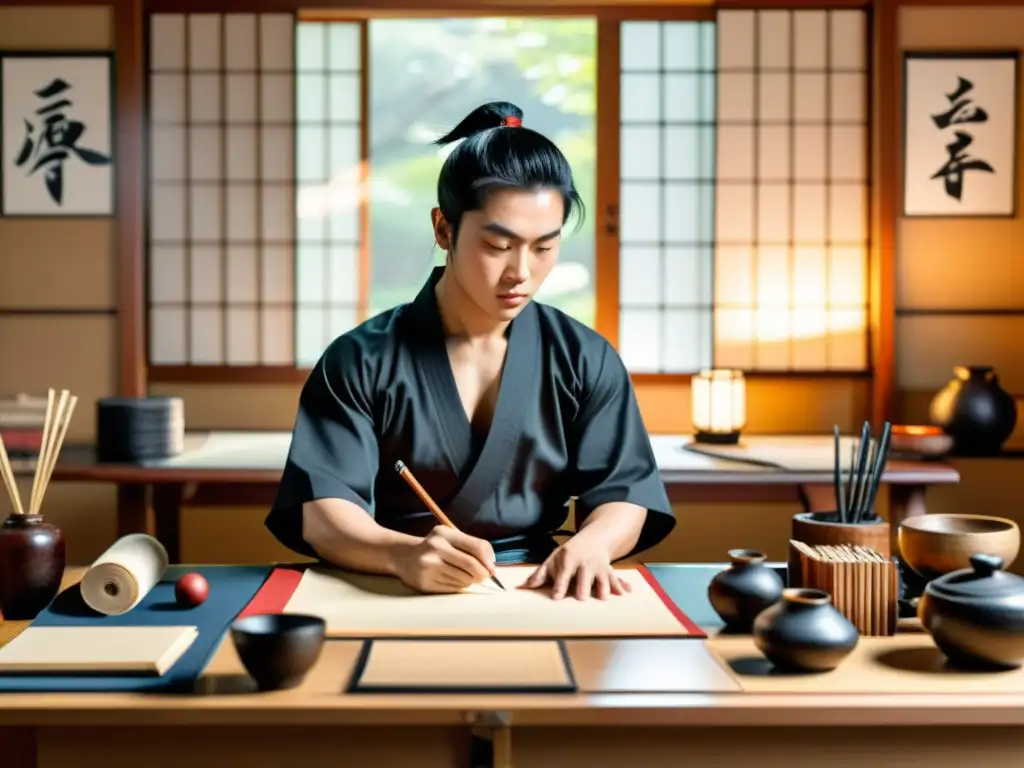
[394,460,406,473]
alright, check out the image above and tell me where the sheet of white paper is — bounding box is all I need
[283,565,695,638]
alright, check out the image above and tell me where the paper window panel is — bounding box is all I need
[190,307,223,364]
[224,15,257,71]
[149,74,185,122]
[294,21,365,368]
[226,185,258,242]
[149,247,187,304]
[150,126,185,182]
[188,246,221,304]
[187,126,220,180]
[149,307,187,365]
[226,307,260,365]
[757,11,790,69]
[226,248,259,303]
[261,308,294,365]
[150,16,185,71]
[260,15,294,71]
[617,21,716,374]
[147,12,301,366]
[713,9,869,372]
[188,15,221,70]
[829,11,866,70]
[261,247,294,304]
[225,75,257,122]
[225,127,257,181]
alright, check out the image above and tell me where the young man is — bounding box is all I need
[266,101,675,600]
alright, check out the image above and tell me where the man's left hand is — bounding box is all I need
[523,537,631,600]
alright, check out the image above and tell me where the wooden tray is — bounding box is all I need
[348,639,577,694]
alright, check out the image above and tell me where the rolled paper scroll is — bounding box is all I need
[80,534,169,616]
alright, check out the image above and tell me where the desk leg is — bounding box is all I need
[797,484,835,512]
[492,727,513,768]
[116,484,149,538]
[3,726,35,768]
[153,484,184,564]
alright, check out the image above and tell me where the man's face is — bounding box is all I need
[432,187,564,321]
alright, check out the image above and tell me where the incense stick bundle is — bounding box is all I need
[0,388,77,518]
[789,539,898,636]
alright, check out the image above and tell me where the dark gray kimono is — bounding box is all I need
[266,267,675,564]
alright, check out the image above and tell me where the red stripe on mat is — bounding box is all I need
[637,565,706,638]
[237,566,304,618]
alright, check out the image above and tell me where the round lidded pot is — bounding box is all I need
[919,553,1024,670]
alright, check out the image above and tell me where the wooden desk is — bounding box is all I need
[39,432,960,563]
[1,564,1020,768]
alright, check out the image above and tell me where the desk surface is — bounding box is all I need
[0,563,1018,728]
[43,431,960,486]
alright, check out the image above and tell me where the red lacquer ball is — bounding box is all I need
[174,572,210,607]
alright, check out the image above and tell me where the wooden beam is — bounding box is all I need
[870,0,898,426]
[146,0,716,11]
[594,19,620,349]
[0,0,110,5]
[115,0,146,397]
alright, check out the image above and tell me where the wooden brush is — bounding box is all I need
[790,539,898,636]
[394,460,506,592]
[1,388,78,518]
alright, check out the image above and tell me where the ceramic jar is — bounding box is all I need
[0,513,65,620]
[707,549,784,633]
[930,366,1017,456]
[753,588,859,672]
[919,553,1024,670]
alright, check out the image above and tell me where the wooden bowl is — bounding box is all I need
[890,425,954,459]
[898,514,1020,581]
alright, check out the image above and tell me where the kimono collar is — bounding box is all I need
[406,265,535,340]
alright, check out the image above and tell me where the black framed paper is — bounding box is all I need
[0,51,115,217]
[903,51,1019,218]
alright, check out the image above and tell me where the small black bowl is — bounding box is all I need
[230,613,326,691]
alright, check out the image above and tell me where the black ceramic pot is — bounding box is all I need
[919,553,1024,670]
[707,549,784,633]
[752,588,859,672]
[929,366,1017,456]
[230,613,326,691]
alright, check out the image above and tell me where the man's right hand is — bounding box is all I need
[392,525,496,593]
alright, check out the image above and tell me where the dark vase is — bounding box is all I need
[752,588,859,672]
[930,366,1017,456]
[707,549,784,633]
[0,514,66,620]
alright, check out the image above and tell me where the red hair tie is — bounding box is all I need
[502,116,522,127]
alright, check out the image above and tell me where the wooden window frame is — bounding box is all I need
[124,0,896,425]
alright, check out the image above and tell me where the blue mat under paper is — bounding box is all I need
[646,563,788,629]
[0,565,271,693]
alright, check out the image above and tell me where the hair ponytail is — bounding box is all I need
[433,101,583,244]
[434,101,523,146]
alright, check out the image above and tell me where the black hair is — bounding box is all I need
[433,101,584,245]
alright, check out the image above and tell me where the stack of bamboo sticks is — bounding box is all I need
[790,540,899,636]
